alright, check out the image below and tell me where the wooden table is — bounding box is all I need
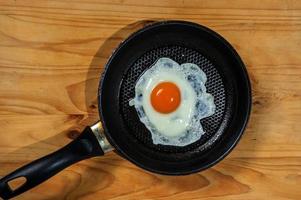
[0,1,300,199]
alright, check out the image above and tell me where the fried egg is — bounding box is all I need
[129,57,215,146]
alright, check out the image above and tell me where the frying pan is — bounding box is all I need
[0,21,251,199]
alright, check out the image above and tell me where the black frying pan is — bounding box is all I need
[0,21,251,199]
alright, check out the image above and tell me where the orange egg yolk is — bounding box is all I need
[150,82,181,114]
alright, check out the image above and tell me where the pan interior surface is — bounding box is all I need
[99,21,251,175]
[120,46,228,155]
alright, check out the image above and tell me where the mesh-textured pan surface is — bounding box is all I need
[120,46,227,154]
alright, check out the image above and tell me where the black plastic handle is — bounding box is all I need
[0,126,104,199]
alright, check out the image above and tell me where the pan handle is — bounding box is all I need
[0,123,109,199]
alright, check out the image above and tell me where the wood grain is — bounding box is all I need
[0,0,301,199]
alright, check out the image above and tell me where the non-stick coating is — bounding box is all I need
[99,21,251,175]
[120,46,227,155]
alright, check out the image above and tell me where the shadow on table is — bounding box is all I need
[84,19,157,119]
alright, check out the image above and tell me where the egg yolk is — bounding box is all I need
[150,82,181,114]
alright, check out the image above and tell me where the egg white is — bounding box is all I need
[129,57,215,146]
